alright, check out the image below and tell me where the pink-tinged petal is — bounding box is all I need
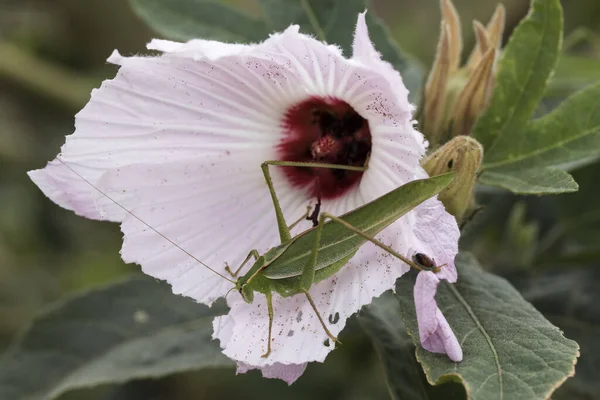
[47,23,428,307]
[236,362,307,385]
[411,195,459,283]
[28,161,105,220]
[352,12,414,117]
[414,271,462,362]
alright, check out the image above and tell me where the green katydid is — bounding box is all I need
[225,161,453,357]
[54,158,453,358]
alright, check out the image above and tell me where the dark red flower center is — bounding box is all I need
[278,97,372,200]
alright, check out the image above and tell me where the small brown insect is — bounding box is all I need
[412,253,444,272]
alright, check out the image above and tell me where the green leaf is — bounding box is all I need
[548,55,600,98]
[484,82,600,171]
[130,0,268,42]
[360,294,466,400]
[472,0,600,194]
[473,0,563,155]
[476,81,600,194]
[395,253,579,400]
[257,0,423,95]
[516,268,599,399]
[0,277,231,400]
[478,168,578,194]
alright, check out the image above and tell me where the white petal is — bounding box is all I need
[107,50,126,65]
[147,38,256,60]
[30,41,313,223]
[352,12,413,114]
[28,161,105,220]
[236,362,307,385]
[95,157,313,305]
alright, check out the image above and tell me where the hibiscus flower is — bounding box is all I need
[28,12,461,384]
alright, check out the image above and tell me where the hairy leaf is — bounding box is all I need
[467,0,600,194]
[548,55,600,98]
[484,82,600,171]
[473,0,563,155]
[477,81,600,194]
[396,254,579,400]
[0,277,231,400]
[478,168,578,194]
[472,0,600,194]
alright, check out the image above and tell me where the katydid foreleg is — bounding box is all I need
[288,205,313,231]
[226,249,261,278]
[263,291,275,358]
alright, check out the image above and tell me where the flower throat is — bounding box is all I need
[279,97,372,199]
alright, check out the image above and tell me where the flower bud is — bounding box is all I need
[466,4,506,71]
[449,47,496,137]
[422,22,451,143]
[420,0,505,145]
[422,136,483,221]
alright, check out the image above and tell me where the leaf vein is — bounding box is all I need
[448,283,504,399]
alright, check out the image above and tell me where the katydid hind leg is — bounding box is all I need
[299,213,328,292]
[320,212,426,272]
[303,290,340,345]
[261,162,292,243]
[261,291,275,358]
[225,249,260,278]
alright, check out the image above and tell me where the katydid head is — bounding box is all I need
[235,278,255,304]
[241,284,254,303]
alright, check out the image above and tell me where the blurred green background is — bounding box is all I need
[1,0,600,398]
